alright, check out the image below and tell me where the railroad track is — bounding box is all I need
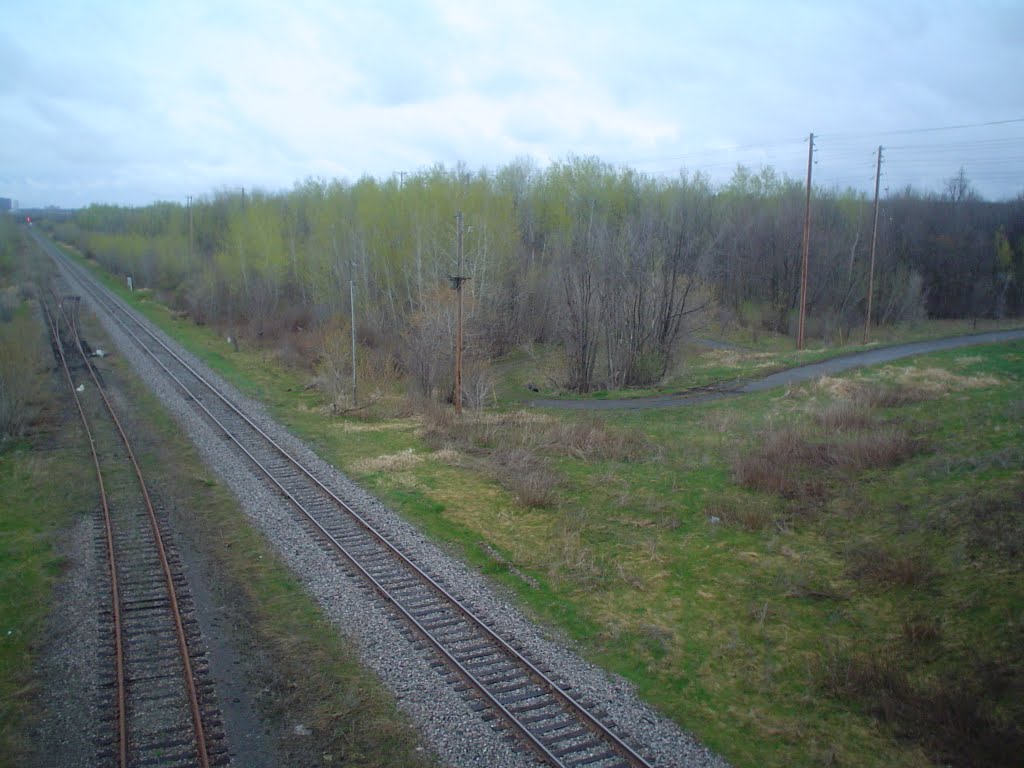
[41,286,225,768]
[44,240,655,768]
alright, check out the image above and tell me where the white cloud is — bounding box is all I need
[1,0,1021,207]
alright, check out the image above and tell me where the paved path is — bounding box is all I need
[529,329,1024,411]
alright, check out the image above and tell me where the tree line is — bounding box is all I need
[50,157,1024,397]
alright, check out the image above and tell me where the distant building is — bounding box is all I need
[0,197,11,212]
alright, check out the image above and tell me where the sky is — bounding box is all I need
[2,0,1023,209]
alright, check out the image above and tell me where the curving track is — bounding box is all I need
[41,243,655,767]
[41,287,224,767]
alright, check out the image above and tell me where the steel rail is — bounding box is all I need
[40,296,129,768]
[46,288,211,768]
[50,243,653,768]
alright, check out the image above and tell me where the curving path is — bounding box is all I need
[530,329,1024,410]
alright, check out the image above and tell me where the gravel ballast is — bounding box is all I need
[55,254,730,768]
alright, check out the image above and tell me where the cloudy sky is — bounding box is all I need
[2,0,1022,208]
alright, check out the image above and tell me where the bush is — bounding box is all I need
[733,425,922,498]
[828,429,922,472]
[819,650,1023,767]
[705,497,779,532]
[844,543,936,588]
[492,447,559,507]
[813,401,873,432]
[851,381,928,409]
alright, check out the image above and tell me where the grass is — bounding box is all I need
[0,442,92,765]
[48,234,1024,767]
[491,314,1023,403]
[0,222,86,765]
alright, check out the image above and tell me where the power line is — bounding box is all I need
[818,117,1024,140]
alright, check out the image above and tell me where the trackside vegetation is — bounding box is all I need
[52,232,1024,768]
[0,219,90,765]
[43,159,1024,406]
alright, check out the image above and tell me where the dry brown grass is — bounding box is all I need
[901,614,942,646]
[0,311,47,439]
[815,366,1000,410]
[732,427,830,498]
[813,401,874,432]
[843,543,936,588]
[706,496,779,532]
[830,429,921,472]
[416,407,652,508]
[931,480,1024,563]
[422,409,653,463]
[733,425,922,499]
[819,650,1024,767]
[352,448,422,473]
[850,381,930,408]
[491,446,560,507]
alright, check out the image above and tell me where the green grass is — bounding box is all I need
[0,440,92,765]
[50,237,1024,767]
[489,315,1024,403]
[280,347,1024,768]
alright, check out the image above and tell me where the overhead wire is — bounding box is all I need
[612,120,1023,199]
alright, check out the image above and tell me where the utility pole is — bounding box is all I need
[187,195,193,262]
[863,145,883,344]
[350,271,357,407]
[455,212,465,413]
[797,132,815,350]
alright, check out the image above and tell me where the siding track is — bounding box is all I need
[41,289,224,767]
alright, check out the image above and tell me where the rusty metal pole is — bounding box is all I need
[455,211,464,414]
[863,145,883,344]
[797,132,814,350]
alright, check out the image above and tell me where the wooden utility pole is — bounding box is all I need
[863,145,883,344]
[454,212,466,413]
[187,195,193,262]
[797,132,815,350]
[350,272,357,407]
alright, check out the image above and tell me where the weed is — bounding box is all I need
[828,429,922,472]
[819,650,1024,767]
[705,496,779,532]
[813,401,874,431]
[851,381,929,408]
[0,311,48,440]
[934,480,1024,563]
[732,427,830,498]
[780,571,848,601]
[492,446,559,507]
[901,613,942,646]
[733,425,921,499]
[844,543,936,589]
[419,408,650,508]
